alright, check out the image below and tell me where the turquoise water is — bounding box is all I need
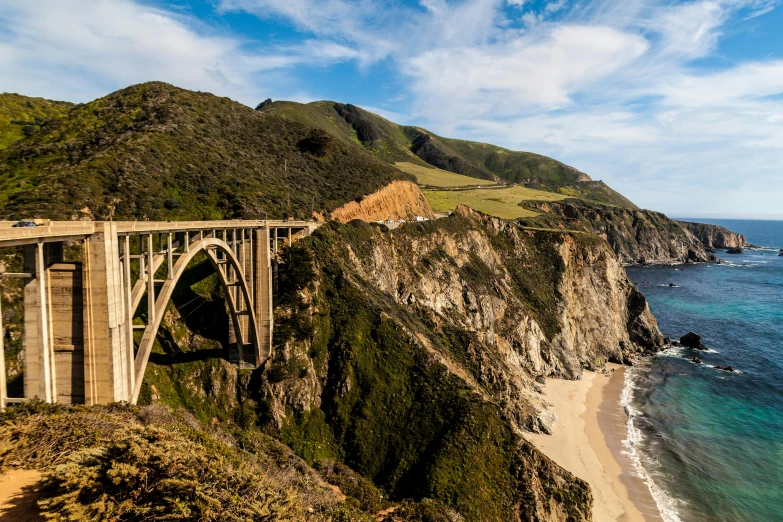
[626,219,783,522]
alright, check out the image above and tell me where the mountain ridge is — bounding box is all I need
[258,99,637,208]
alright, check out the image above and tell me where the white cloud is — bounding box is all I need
[650,0,727,59]
[405,25,649,119]
[0,0,354,104]
[656,61,783,107]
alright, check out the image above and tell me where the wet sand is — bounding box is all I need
[527,364,663,521]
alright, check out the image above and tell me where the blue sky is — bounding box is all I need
[1,0,782,217]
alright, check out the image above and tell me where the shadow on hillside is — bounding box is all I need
[148,347,224,366]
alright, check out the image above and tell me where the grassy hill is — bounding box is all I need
[260,100,636,208]
[0,83,412,221]
[0,93,73,150]
[424,186,568,219]
[394,161,496,187]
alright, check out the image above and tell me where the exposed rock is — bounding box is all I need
[691,356,703,364]
[725,247,743,254]
[329,180,435,222]
[680,221,749,249]
[715,365,735,372]
[255,98,273,110]
[522,200,714,264]
[681,332,707,350]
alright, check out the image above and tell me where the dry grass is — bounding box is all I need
[423,186,568,219]
[394,162,495,188]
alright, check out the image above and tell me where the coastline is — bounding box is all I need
[526,364,663,521]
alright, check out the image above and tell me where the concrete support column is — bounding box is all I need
[0,297,6,409]
[166,233,173,280]
[23,242,59,402]
[146,234,155,325]
[122,235,135,397]
[82,222,131,404]
[253,227,273,365]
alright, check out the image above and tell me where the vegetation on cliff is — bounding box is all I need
[257,209,661,519]
[0,93,73,150]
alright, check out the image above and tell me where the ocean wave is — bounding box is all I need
[621,365,684,522]
[658,346,685,357]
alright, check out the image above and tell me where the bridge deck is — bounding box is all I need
[0,220,316,248]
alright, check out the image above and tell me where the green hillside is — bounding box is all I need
[0,83,411,221]
[0,93,74,150]
[394,161,496,187]
[260,99,636,208]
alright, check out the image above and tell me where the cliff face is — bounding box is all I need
[329,180,435,222]
[254,206,662,521]
[679,221,749,249]
[522,200,716,264]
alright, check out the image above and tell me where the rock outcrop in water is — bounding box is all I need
[681,332,707,350]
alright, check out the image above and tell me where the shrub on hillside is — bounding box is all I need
[39,425,306,521]
[0,401,377,521]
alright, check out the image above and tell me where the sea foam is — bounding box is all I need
[620,364,684,522]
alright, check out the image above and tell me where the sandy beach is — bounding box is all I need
[526,364,663,521]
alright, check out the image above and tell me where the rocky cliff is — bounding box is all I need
[522,200,717,264]
[244,205,663,521]
[679,221,749,249]
[329,180,435,222]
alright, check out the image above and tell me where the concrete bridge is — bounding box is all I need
[0,219,318,408]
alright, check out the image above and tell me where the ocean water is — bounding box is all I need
[625,219,783,522]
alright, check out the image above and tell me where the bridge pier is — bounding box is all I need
[82,222,132,404]
[254,227,273,365]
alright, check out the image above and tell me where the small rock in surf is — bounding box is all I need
[681,332,708,350]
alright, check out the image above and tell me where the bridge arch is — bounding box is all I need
[131,237,260,404]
